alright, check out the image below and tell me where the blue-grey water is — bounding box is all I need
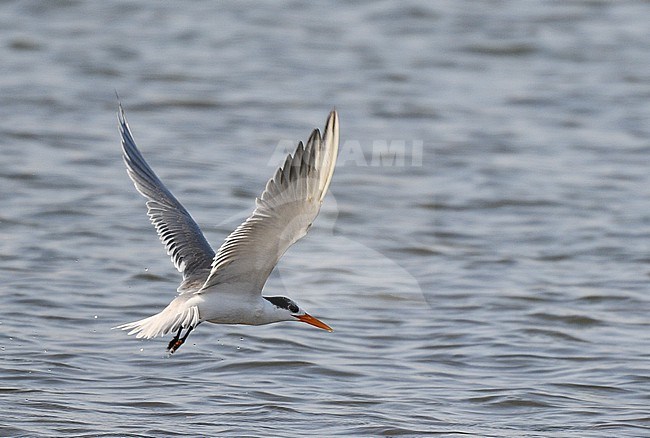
[1,1,649,436]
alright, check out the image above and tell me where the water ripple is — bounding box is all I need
[2,1,650,436]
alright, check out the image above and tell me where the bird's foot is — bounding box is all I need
[167,337,185,354]
[167,325,194,354]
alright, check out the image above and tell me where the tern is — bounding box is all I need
[114,105,339,353]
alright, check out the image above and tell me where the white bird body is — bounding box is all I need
[114,105,339,352]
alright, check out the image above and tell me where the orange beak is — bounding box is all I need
[295,313,333,332]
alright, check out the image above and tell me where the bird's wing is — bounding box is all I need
[118,105,216,293]
[200,110,339,294]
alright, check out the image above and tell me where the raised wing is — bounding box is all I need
[118,105,215,292]
[200,110,339,293]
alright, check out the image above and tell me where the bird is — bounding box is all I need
[114,104,339,353]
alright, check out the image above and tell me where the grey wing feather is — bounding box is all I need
[118,105,215,292]
[200,110,339,294]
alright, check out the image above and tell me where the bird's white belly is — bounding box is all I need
[196,293,265,326]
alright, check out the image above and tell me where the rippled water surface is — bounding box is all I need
[2,1,650,436]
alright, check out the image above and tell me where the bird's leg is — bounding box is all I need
[167,326,183,352]
[167,326,194,354]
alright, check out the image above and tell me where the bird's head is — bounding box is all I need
[263,296,333,332]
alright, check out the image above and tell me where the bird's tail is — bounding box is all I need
[113,296,200,339]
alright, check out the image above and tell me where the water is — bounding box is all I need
[1,1,649,436]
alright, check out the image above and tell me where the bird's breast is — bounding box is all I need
[197,293,265,325]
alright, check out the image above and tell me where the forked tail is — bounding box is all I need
[113,296,200,339]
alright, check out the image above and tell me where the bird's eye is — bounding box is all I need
[289,303,299,313]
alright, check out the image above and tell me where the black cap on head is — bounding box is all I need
[264,296,300,313]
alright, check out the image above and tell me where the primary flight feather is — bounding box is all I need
[115,105,339,353]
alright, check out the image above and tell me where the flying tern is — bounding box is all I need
[114,105,339,353]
